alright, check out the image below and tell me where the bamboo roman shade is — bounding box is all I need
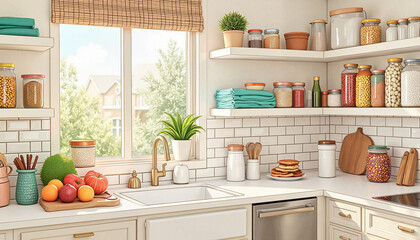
[51,0,203,32]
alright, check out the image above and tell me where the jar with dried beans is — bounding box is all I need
[22,74,44,108]
[385,58,403,107]
[361,19,381,45]
[356,65,372,107]
[0,63,16,108]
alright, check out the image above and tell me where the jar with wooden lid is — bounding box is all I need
[248,29,263,48]
[321,91,328,107]
[318,140,336,178]
[385,58,403,107]
[69,140,96,168]
[330,7,366,49]
[386,20,398,42]
[398,18,408,40]
[227,144,245,182]
[371,70,385,107]
[408,16,420,38]
[0,63,16,108]
[361,19,381,45]
[356,65,372,107]
[264,29,280,49]
[328,89,341,107]
[273,82,292,107]
[292,82,305,108]
[310,19,327,51]
[341,64,358,107]
[22,74,44,108]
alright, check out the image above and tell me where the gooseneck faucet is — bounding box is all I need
[151,135,171,186]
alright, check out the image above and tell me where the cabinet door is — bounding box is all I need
[328,199,362,231]
[0,231,12,240]
[20,221,136,240]
[329,224,362,240]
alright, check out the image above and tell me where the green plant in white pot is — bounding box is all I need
[219,11,248,48]
[159,113,204,161]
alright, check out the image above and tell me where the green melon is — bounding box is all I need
[40,154,77,186]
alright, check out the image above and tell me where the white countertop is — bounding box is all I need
[1,170,420,231]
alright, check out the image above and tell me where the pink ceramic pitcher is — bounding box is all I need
[0,165,13,207]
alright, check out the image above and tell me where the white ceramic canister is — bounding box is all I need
[69,139,96,168]
[246,159,260,180]
[318,140,336,178]
[227,144,245,182]
[173,164,189,184]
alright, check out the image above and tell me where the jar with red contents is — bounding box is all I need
[341,63,358,107]
[292,82,305,107]
[366,145,390,183]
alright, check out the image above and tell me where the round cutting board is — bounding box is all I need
[339,127,373,175]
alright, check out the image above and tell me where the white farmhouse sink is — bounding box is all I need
[117,185,241,205]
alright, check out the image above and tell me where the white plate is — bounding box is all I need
[268,174,305,181]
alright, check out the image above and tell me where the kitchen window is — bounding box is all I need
[59,25,195,162]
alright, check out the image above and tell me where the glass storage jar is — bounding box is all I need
[310,19,327,51]
[401,59,420,107]
[330,7,366,49]
[312,76,322,107]
[341,63,358,107]
[227,144,245,182]
[386,20,398,42]
[385,58,403,107]
[356,65,372,107]
[408,17,420,38]
[70,139,96,168]
[371,70,385,107]
[328,90,342,107]
[264,29,280,49]
[0,63,16,108]
[366,145,390,183]
[248,29,263,48]
[321,91,328,107]
[292,82,305,108]
[361,19,382,45]
[22,74,44,108]
[398,18,408,40]
[273,82,292,107]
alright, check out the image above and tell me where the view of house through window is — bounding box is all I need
[60,25,187,159]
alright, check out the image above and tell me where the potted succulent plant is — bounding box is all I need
[219,11,248,48]
[159,113,204,161]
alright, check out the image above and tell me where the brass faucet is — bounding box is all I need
[151,135,171,186]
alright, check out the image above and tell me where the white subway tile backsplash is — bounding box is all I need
[378,127,393,136]
[214,148,228,158]
[214,167,227,177]
[252,128,269,136]
[207,119,225,128]
[269,145,285,154]
[412,128,420,138]
[330,117,342,125]
[30,120,42,130]
[286,144,302,153]
[356,117,370,126]
[207,139,224,148]
[260,136,277,145]
[235,128,250,137]
[215,129,234,138]
[286,126,302,135]
[41,120,50,130]
[261,155,277,164]
[196,168,215,178]
[0,121,5,131]
[260,118,277,127]
[393,128,410,137]
[269,127,285,136]
[207,149,215,158]
[31,142,42,152]
[0,143,5,153]
[370,117,386,127]
[386,118,402,127]
[7,121,30,131]
[278,118,294,126]
[207,158,225,168]
[20,131,50,141]
[0,132,18,142]
[386,137,402,147]
[363,126,377,136]
[402,138,420,148]
[342,117,355,125]
[42,142,50,152]
[243,118,259,127]
[371,136,385,145]
[403,118,419,128]
[225,138,242,146]
[7,142,30,153]
[303,126,319,134]
[295,117,310,126]
[335,126,348,134]
[225,119,242,128]
[207,129,215,138]
[277,136,294,144]
[311,116,320,125]
[295,135,310,144]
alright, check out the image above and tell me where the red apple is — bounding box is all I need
[63,174,85,190]
[58,184,77,203]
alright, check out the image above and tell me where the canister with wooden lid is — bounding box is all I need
[318,140,336,178]
[69,139,96,167]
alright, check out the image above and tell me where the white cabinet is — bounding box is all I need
[329,224,362,240]
[15,219,136,240]
[138,205,251,240]
[328,199,362,231]
[0,231,12,240]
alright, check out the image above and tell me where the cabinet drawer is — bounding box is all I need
[20,220,136,240]
[329,224,362,240]
[328,199,362,231]
[364,234,386,240]
[0,231,12,240]
[366,209,420,240]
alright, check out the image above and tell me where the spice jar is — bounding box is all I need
[386,20,398,42]
[292,82,305,108]
[273,82,292,108]
[398,18,408,40]
[312,76,322,107]
[310,19,327,51]
[227,144,245,182]
[361,19,382,45]
[22,74,44,108]
[248,29,263,48]
[341,64,358,107]
[69,140,96,168]
[328,90,342,107]
[385,58,403,108]
[318,140,336,178]
[356,65,372,107]
[321,91,328,107]
[366,145,390,183]
[0,63,16,108]
[408,17,420,38]
[401,59,420,107]
[330,7,366,49]
[264,29,280,49]
[371,70,385,107]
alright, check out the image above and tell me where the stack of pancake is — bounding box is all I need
[271,160,304,178]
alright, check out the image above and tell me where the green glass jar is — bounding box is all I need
[312,76,322,107]
[16,169,38,205]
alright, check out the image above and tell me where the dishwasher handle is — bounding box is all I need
[257,204,315,218]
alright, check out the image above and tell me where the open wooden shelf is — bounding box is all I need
[0,35,54,52]
[0,108,55,118]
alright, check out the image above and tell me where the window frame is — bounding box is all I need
[50,26,205,166]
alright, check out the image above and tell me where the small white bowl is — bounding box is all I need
[245,83,265,90]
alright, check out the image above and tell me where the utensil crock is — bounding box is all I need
[16,169,39,205]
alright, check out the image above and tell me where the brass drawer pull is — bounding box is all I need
[398,225,415,233]
[339,236,350,240]
[338,212,351,218]
[74,232,95,238]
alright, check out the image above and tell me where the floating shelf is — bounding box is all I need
[210,38,420,63]
[211,107,420,117]
[0,35,54,52]
[0,108,55,118]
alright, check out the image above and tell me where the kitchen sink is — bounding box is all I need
[117,185,241,206]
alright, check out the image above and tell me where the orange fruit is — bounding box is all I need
[41,184,58,202]
[48,179,64,190]
[78,185,94,202]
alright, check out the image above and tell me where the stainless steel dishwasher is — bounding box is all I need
[253,197,317,240]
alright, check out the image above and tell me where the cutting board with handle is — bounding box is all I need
[402,148,418,186]
[339,128,374,175]
[39,193,120,212]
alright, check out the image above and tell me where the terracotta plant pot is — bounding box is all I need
[223,30,244,47]
[284,32,310,50]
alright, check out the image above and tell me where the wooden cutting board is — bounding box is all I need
[396,151,409,185]
[402,148,418,186]
[39,194,120,212]
[339,128,374,175]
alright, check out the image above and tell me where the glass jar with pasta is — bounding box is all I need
[356,65,372,107]
[0,63,16,108]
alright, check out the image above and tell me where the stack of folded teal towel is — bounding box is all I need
[215,88,276,108]
[0,17,39,37]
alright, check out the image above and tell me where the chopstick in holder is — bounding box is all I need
[31,155,38,170]
[19,155,26,170]
[27,155,32,170]
[14,157,24,170]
